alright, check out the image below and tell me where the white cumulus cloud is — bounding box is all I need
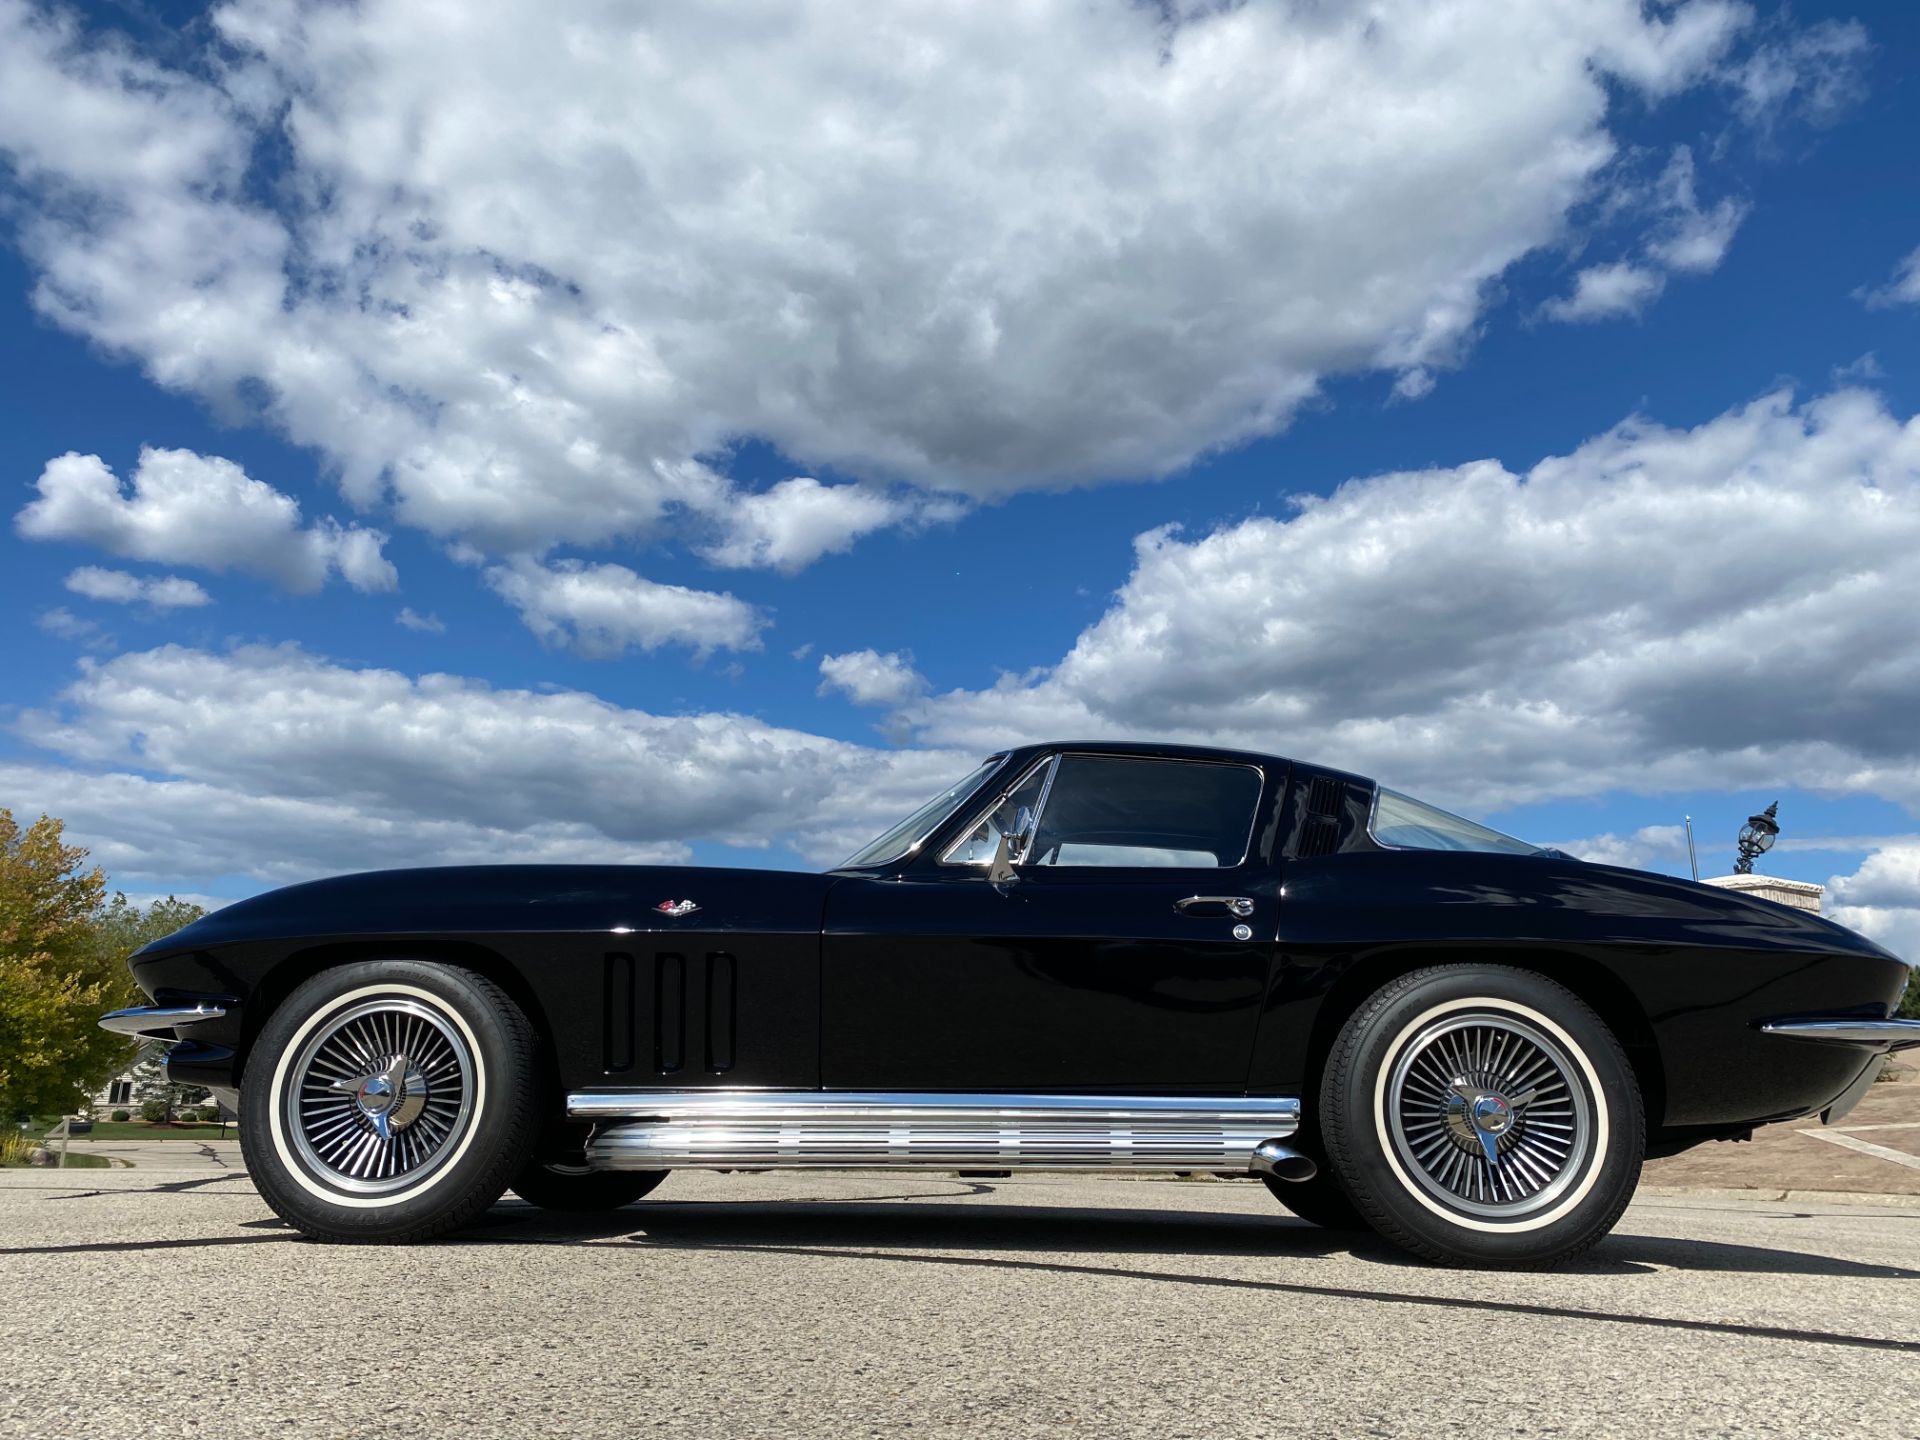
[1862,246,1920,310]
[819,650,928,709]
[394,607,446,634]
[18,448,396,593]
[483,557,764,658]
[890,388,1920,816]
[1542,262,1668,323]
[1555,826,1693,872]
[1729,18,1870,131]
[1545,146,1750,323]
[1827,846,1920,964]
[1644,147,1749,275]
[14,643,975,879]
[0,0,1814,569]
[64,566,211,609]
[700,479,937,575]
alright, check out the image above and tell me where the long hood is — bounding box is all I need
[134,864,839,960]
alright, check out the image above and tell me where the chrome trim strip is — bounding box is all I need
[99,1003,228,1038]
[1023,755,1063,865]
[1175,895,1256,918]
[938,755,1055,867]
[571,1089,1301,1172]
[1759,1018,1920,1052]
[569,1090,1299,1121]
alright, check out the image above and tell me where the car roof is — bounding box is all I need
[996,739,1372,786]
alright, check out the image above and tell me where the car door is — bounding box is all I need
[821,752,1284,1093]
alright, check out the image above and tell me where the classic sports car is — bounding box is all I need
[103,741,1918,1267]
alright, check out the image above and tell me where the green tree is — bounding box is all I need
[1901,969,1919,1021]
[0,811,203,1120]
[0,811,111,1120]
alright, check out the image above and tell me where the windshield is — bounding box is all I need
[1370,788,1543,857]
[840,757,1003,868]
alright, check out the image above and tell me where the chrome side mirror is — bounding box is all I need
[988,806,1034,887]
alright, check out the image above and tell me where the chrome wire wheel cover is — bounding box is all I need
[1385,1010,1593,1220]
[283,997,476,1195]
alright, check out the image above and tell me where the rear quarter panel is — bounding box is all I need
[1251,850,1908,1131]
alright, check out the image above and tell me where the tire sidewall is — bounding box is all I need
[1324,966,1643,1266]
[241,960,536,1240]
[509,1161,667,1212]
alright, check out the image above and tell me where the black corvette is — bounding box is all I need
[103,741,1917,1267]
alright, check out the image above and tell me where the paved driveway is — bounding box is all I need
[3,1166,1915,1438]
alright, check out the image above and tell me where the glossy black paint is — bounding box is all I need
[135,864,835,1105]
[822,868,1280,1091]
[1250,848,1905,1128]
[124,741,1911,1149]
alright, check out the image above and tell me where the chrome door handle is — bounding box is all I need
[1175,895,1255,918]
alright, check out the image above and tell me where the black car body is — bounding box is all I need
[105,741,1917,1264]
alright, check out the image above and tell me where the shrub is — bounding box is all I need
[110,1109,130,1122]
[139,1099,170,1123]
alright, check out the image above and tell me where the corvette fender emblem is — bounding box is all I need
[654,899,700,918]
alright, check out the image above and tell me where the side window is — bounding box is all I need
[942,758,1055,865]
[1026,756,1261,868]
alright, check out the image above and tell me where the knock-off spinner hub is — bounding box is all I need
[331,1055,429,1139]
[1442,1084,1521,1154]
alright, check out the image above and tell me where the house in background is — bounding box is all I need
[86,1045,227,1119]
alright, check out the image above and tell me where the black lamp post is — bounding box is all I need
[1734,802,1780,875]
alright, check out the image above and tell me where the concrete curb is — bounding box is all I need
[1637,1184,1920,1208]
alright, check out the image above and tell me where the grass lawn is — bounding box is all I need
[28,1121,230,1141]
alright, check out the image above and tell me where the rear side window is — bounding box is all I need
[1026,755,1261,868]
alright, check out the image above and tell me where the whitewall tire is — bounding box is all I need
[1320,964,1643,1268]
[240,960,539,1243]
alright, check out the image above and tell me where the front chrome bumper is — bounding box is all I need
[98,1003,228,1038]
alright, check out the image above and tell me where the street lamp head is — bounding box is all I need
[1734,801,1780,875]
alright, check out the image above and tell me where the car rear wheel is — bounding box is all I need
[240,960,539,1243]
[1320,964,1643,1268]
[1260,1171,1368,1231]
[510,1158,668,1212]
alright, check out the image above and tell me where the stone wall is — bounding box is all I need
[1702,873,1824,913]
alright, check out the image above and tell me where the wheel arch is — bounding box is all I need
[1300,947,1665,1139]
[234,940,560,1108]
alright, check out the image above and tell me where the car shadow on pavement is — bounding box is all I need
[458,1195,1920,1282]
[442,1198,1920,1357]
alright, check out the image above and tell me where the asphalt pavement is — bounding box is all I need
[3,1160,1915,1439]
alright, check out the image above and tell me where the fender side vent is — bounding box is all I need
[602,952,635,1074]
[654,952,686,1074]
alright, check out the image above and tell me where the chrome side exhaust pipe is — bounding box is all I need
[1249,1138,1318,1183]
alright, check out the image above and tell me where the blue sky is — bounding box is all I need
[1,0,1918,953]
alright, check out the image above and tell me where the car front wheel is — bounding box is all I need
[240,960,539,1243]
[1320,964,1643,1268]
